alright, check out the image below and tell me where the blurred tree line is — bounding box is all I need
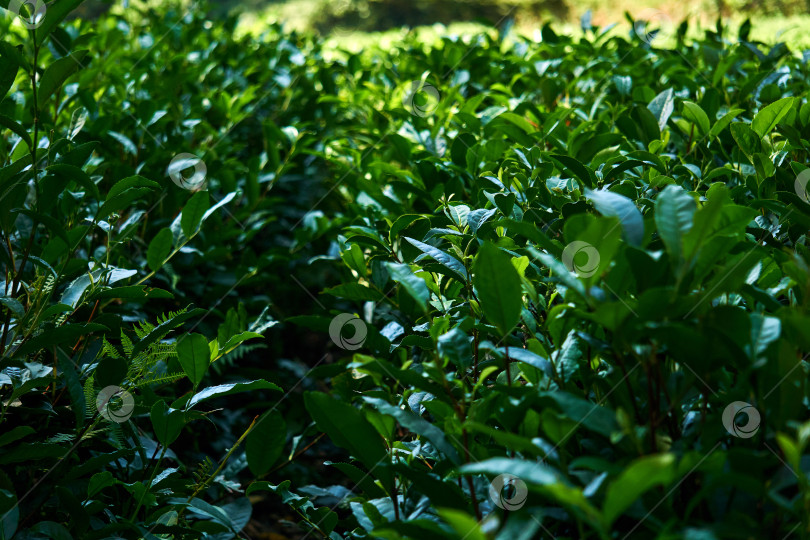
[68,0,810,32]
[310,0,569,32]
[714,0,809,14]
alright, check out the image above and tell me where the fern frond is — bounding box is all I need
[101,337,123,359]
[156,308,189,326]
[46,433,75,444]
[108,422,125,447]
[83,375,96,419]
[211,343,266,375]
[80,428,109,442]
[135,372,186,386]
[190,456,214,488]
[227,343,265,361]
[121,331,134,358]
[133,320,153,339]
[42,274,55,296]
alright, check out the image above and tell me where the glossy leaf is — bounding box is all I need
[752,97,794,138]
[473,242,523,336]
[585,188,644,247]
[37,52,88,108]
[176,333,210,387]
[654,185,695,264]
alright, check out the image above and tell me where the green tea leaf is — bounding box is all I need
[384,262,429,312]
[437,509,487,540]
[150,400,185,446]
[176,333,210,387]
[187,380,281,408]
[35,0,86,46]
[473,242,522,336]
[730,122,760,163]
[682,100,710,135]
[147,228,173,271]
[603,454,676,526]
[459,457,561,485]
[654,185,696,264]
[303,392,393,491]
[647,88,675,131]
[405,237,468,281]
[708,108,744,139]
[0,51,19,100]
[752,97,794,138]
[0,115,30,149]
[585,189,644,247]
[0,426,34,447]
[37,52,88,108]
[363,396,461,464]
[181,191,210,238]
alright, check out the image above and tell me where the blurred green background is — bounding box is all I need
[75,0,810,45]
[231,0,810,45]
[242,0,806,30]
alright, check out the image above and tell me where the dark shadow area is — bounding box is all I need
[308,0,570,33]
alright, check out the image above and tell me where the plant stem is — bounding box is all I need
[462,428,481,520]
[11,27,41,297]
[505,344,512,385]
[178,415,259,518]
[1,31,40,358]
[130,444,168,522]
[645,362,657,453]
[473,328,479,382]
[266,432,324,475]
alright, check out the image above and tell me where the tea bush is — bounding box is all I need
[1,2,809,539]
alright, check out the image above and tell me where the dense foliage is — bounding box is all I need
[1,2,809,539]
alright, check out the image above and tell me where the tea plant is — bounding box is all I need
[0,3,301,538]
[290,16,810,540]
[0,1,809,539]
